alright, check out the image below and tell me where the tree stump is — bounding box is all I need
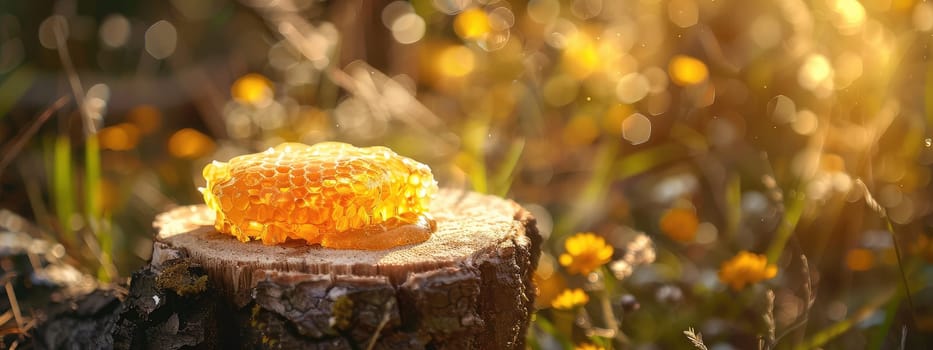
[129,189,541,349]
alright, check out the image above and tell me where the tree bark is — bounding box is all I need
[119,189,540,349]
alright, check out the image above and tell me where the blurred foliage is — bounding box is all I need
[1,0,933,348]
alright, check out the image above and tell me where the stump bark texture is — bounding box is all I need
[127,189,541,349]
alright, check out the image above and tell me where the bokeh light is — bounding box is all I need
[127,105,163,135]
[168,128,216,159]
[562,33,600,78]
[231,73,274,107]
[38,15,68,49]
[527,0,560,24]
[489,7,516,31]
[845,248,875,271]
[454,8,491,40]
[99,14,130,48]
[660,207,699,243]
[437,45,475,78]
[668,55,708,86]
[833,52,863,89]
[144,20,177,59]
[668,0,699,28]
[798,53,833,93]
[391,13,426,44]
[792,109,819,135]
[99,123,141,151]
[622,112,651,145]
[750,15,782,48]
[768,95,796,124]
[5,1,933,347]
[829,0,866,35]
[433,0,471,15]
[616,73,650,104]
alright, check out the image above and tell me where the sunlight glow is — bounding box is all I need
[168,128,215,159]
[668,55,708,86]
[437,45,476,77]
[914,3,933,31]
[528,0,560,23]
[455,8,491,40]
[798,54,834,93]
[829,0,867,34]
[563,33,600,78]
[231,73,274,107]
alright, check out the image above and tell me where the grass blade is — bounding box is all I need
[613,143,683,179]
[462,117,489,193]
[794,288,895,350]
[84,133,114,282]
[554,141,618,237]
[84,134,102,227]
[491,138,524,197]
[766,191,805,263]
[725,175,741,239]
[52,135,74,244]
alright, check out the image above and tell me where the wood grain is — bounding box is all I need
[140,189,541,349]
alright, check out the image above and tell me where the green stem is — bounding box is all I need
[84,134,101,228]
[794,288,895,350]
[598,267,628,348]
[765,192,805,263]
[463,116,489,193]
[491,138,524,197]
[52,136,74,244]
[883,219,915,324]
[553,142,617,237]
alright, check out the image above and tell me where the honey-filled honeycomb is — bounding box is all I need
[201,142,438,249]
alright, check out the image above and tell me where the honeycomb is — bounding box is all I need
[201,142,438,249]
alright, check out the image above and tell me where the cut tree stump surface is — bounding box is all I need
[144,189,541,349]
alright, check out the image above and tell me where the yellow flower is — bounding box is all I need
[551,288,589,310]
[718,251,778,291]
[559,232,614,275]
[574,343,605,350]
[659,207,698,242]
